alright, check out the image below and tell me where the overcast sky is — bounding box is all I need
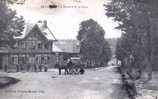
[11,0,122,39]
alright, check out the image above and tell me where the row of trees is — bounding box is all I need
[105,0,158,80]
[77,19,112,67]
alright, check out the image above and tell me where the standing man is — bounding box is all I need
[44,64,48,72]
[4,64,8,72]
[55,63,61,75]
[16,64,20,72]
[34,64,37,72]
[39,64,42,72]
[27,63,30,72]
[67,59,73,74]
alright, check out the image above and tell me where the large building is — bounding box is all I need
[0,21,58,70]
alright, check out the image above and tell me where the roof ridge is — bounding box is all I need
[46,26,57,41]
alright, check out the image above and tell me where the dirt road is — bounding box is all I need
[0,66,129,99]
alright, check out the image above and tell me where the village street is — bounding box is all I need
[0,66,129,99]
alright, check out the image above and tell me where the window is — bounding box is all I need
[26,41,36,49]
[38,43,42,49]
[31,42,36,49]
[35,55,41,64]
[41,54,50,64]
[21,42,26,49]
[11,55,18,65]
[18,55,27,64]
[41,56,44,64]
[29,57,35,64]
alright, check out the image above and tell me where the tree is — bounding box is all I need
[105,0,158,80]
[0,1,24,48]
[77,19,111,66]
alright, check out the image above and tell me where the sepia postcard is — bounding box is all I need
[0,0,158,99]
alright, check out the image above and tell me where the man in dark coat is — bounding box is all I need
[26,63,30,72]
[16,64,20,72]
[44,64,48,72]
[34,64,37,72]
[39,64,42,72]
[67,59,73,74]
[4,64,8,72]
[67,59,73,68]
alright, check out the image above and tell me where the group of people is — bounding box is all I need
[56,59,85,75]
[3,59,85,75]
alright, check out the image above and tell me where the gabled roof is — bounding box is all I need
[53,40,80,53]
[14,21,56,41]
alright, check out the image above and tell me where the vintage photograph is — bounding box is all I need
[0,0,158,99]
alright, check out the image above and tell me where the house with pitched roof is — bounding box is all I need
[0,20,57,70]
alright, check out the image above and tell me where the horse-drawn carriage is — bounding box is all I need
[55,57,85,75]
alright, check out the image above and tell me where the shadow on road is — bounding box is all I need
[0,77,20,89]
[110,84,129,99]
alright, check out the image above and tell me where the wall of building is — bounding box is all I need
[0,26,57,71]
[1,53,57,71]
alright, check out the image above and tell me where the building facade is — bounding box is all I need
[0,21,57,71]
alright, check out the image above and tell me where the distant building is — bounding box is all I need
[53,39,80,65]
[0,20,57,70]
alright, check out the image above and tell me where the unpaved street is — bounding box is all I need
[0,66,129,99]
